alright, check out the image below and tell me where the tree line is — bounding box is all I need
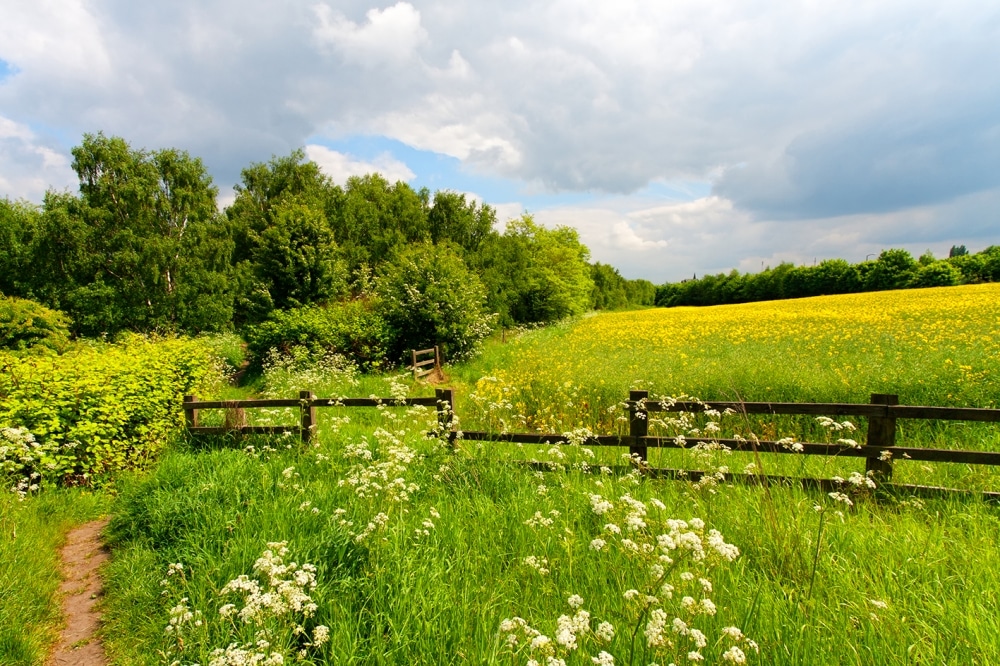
[655,246,1000,308]
[0,133,653,363]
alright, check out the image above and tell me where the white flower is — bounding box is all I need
[722,646,747,663]
[567,594,585,609]
[590,538,607,551]
[595,621,615,641]
[592,651,615,665]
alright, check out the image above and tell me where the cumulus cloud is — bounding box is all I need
[313,2,428,65]
[0,116,76,201]
[304,144,415,183]
[0,0,998,273]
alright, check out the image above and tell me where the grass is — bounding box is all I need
[0,489,108,665]
[11,286,1000,663]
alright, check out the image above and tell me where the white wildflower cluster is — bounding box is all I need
[816,417,858,433]
[509,486,755,665]
[1,425,79,497]
[261,348,359,400]
[338,428,420,505]
[160,544,329,666]
[501,596,616,665]
[523,555,551,576]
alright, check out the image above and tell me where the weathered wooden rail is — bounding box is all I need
[183,388,1000,500]
[410,346,441,380]
[183,389,455,444]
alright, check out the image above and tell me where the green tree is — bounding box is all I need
[864,249,918,291]
[376,242,494,362]
[27,133,233,336]
[910,261,962,288]
[226,151,343,322]
[427,190,496,254]
[500,215,594,323]
[590,262,629,310]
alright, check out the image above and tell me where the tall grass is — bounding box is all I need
[102,388,1000,664]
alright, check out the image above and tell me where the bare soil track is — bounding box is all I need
[46,519,110,666]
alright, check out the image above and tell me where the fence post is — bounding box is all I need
[629,390,649,463]
[865,393,898,480]
[436,388,455,447]
[300,391,317,445]
[184,395,199,430]
[434,345,441,374]
[411,349,419,380]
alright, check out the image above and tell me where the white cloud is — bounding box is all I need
[0,115,75,201]
[304,144,414,184]
[313,2,427,65]
[0,0,997,274]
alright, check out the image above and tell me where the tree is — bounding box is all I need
[376,242,494,362]
[226,150,342,322]
[590,263,629,310]
[499,215,594,323]
[910,261,961,288]
[25,133,233,336]
[864,249,918,291]
[427,190,497,255]
[948,244,968,258]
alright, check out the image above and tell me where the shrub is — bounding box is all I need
[910,261,962,288]
[375,242,495,363]
[244,300,392,372]
[0,296,71,353]
[0,335,221,491]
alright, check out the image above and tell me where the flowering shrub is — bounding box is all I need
[0,335,221,491]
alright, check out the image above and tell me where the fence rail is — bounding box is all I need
[411,346,441,380]
[183,388,1000,499]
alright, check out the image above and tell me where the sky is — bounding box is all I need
[1,0,999,282]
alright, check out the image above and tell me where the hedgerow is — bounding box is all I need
[0,334,222,493]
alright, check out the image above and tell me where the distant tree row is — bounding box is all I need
[0,133,651,363]
[655,247,1000,308]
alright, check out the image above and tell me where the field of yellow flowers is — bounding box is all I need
[456,283,1000,431]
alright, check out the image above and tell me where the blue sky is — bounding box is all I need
[1,1,999,281]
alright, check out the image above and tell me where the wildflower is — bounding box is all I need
[721,626,743,641]
[687,652,704,661]
[592,652,615,665]
[590,538,607,551]
[828,492,854,507]
[595,621,615,641]
[567,594,585,609]
[722,646,747,663]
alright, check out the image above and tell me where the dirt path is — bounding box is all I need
[46,519,110,666]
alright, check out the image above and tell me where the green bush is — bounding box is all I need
[910,260,962,288]
[0,296,71,353]
[244,300,392,372]
[0,335,221,491]
[376,242,495,363]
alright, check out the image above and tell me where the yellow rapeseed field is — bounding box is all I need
[458,283,1000,434]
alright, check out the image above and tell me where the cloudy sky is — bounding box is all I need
[2,0,999,282]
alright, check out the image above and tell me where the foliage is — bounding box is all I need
[909,260,961,288]
[0,335,222,490]
[376,242,495,362]
[244,300,392,372]
[0,296,71,352]
[656,246,1000,308]
[1,134,234,336]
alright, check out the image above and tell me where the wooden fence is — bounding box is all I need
[183,389,1000,500]
[410,346,441,380]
